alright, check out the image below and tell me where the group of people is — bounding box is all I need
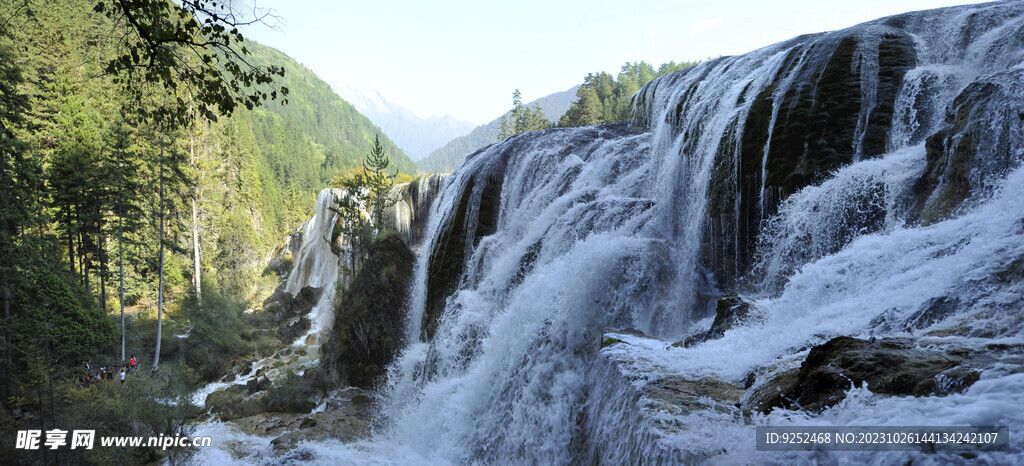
[79,356,138,388]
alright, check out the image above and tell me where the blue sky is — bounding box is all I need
[240,0,984,124]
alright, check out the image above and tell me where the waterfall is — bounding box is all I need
[373,2,1023,463]
[285,188,346,347]
[190,189,345,406]
[192,2,1024,463]
[389,173,452,248]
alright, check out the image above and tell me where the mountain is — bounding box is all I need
[332,83,477,161]
[417,86,579,173]
[245,48,418,177]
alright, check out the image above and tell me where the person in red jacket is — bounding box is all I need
[129,355,136,373]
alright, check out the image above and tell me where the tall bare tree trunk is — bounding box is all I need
[153,137,165,372]
[98,214,106,314]
[190,115,202,307]
[2,284,10,403]
[118,153,126,364]
[81,227,89,292]
[67,230,75,275]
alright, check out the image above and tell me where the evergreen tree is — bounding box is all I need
[331,135,397,278]
[0,27,38,404]
[559,60,699,127]
[498,89,552,140]
[364,135,398,227]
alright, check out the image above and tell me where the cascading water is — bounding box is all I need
[390,173,452,248]
[193,2,1024,463]
[285,188,347,348]
[187,175,455,463]
[190,189,346,406]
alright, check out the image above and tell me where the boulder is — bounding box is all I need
[228,391,373,457]
[676,295,752,347]
[206,385,268,421]
[245,376,270,395]
[278,317,311,342]
[743,364,801,415]
[643,376,744,421]
[262,286,323,325]
[766,337,980,412]
[269,409,370,456]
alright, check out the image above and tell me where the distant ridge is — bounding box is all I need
[332,83,477,161]
[417,86,579,173]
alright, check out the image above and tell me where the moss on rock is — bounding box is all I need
[764,336,979,413]
[322,233,416,388]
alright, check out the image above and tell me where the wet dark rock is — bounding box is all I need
[266,286,323,322]
[911,68,1024,224]
[278,317,311,342]
[767,337,979,412]
[254,286,322,342]
[744,367,800,415]
[905,296,960,330]
[702,30,917,290]
[995,255,1024,284]
[677,295,752,347]
[422,151,507,342]
[510,238,542,289]
[246,376,270,395]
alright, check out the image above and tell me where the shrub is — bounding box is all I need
[182,292,249,382]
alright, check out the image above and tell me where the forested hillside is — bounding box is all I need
[246,45,418,177]
[0,0,413,440]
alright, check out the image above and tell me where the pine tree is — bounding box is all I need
[498,114,511,140]
[364,135,398,227]
[559,60,698,127]
[0,30,38,403]
[331,135,397,277]
[498,89,551,140]
[528,103,551,132]
[106,111,147,364]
